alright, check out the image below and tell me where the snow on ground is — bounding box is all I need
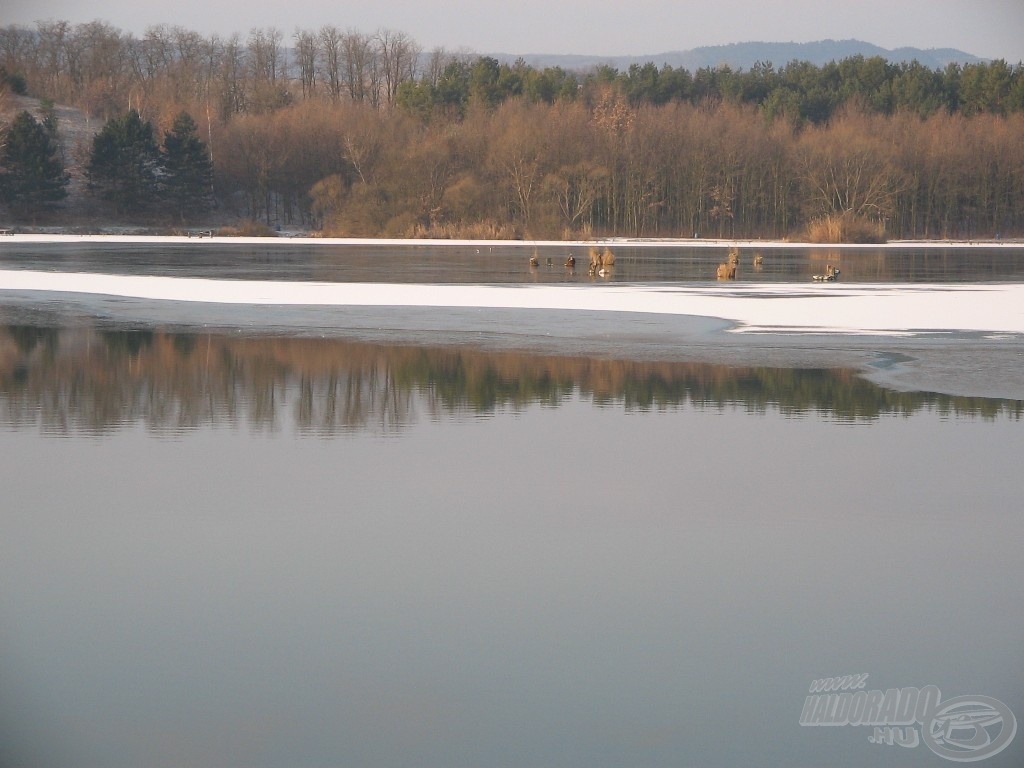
[2,269,1023,337]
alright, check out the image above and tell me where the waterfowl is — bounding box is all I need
[812,264,840,281]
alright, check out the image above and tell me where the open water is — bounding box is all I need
[0,242,1021,767]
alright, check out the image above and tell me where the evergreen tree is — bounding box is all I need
[162,111,213,219]
[86,109,161,214]
[0,110,69,215]
[39,99,60,138]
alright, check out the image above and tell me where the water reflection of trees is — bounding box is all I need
[0,325,1019,435]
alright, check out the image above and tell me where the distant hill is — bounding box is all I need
[489,39,988,72]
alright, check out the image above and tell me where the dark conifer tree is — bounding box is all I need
[162,111,214,220]
[0,110,69,215]
[86,109,161,214]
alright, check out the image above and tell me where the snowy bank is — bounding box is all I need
[2,269,1023,338]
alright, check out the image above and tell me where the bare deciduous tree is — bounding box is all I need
[294,29,318,99]
[341,29,377,105]
[317,25,343,101]
[376,29,420,108]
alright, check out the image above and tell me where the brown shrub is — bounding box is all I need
[805,214,885,244]
[383,212,419,238]
[409,220,520,240]
[217,220,277,237]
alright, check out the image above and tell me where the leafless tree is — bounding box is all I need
[423,47,453,88]
[341,29,376,104]
[218,33,246,117]
[317,25,343,101]
[35,20,72,97]
[294,28,318,98]
[131,25,173,84]
[376,28,420,108]
[247,27,282,86]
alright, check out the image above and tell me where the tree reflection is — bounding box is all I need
[0,325,1019,435]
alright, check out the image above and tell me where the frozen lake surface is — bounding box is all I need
[0,238,1022,768]
[3,234,1024,283]
[2,236,1024,398]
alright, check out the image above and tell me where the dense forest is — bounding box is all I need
[1,20,1023,240]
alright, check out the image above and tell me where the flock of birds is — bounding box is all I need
[529,245,617,276]
[528,246,840,281]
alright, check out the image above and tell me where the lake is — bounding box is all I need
[0,239,1021,768]
[3,238,1024,283]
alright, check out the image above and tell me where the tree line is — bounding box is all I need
[3,21,1023,121]
[0,105,212,220]
[211,97,1024,240]
[1,19,1023,238]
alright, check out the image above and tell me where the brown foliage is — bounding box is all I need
[409,220,520,240]
[804,214,885,243]
[217,220,277,237]
[6,19,1024,239]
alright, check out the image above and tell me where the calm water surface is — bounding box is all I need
[1,241,1023,767]
[1,324,1021,768]
[2,241,1024,283]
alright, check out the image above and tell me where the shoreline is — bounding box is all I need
[1,232,1023,248]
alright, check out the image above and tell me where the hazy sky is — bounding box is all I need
[4,0,1023,62]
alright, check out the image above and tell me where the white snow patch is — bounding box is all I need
[2,270,1024,337]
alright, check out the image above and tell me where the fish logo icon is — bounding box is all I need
[922,695,1017,762]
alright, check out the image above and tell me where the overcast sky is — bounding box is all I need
[4,0,1023,62]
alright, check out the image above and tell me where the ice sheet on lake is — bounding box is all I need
[1,269,1023,337]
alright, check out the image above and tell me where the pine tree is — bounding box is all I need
[86,109,161,214]
[162,111,213,220]
[0,110,69,215]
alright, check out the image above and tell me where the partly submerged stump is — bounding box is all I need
[588,245,616,269]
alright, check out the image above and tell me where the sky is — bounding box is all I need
[3,0,1023,62]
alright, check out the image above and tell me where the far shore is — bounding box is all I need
[1,232,1022,249]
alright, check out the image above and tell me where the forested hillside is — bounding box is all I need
[1,20,1023,239]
